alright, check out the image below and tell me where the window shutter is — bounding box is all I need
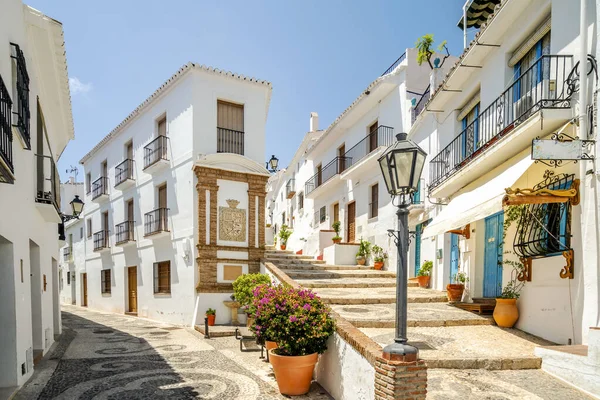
[101,271,105,293]
[153,263,158,294]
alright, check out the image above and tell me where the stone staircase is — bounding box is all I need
[264,249,553,370]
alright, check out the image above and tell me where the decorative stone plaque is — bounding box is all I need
[219,199,246,242]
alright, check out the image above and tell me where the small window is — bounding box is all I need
[101,270,111,294]
[86,173,91,194]
[282,212,286,226]
[158,115,167,136]
[59,271,63,291]
[80,227,84,239]
[298,192,304,210]
[87,218,92,238]
[154,261,171,294]
[370,184,379,218]
[67,272,70,285]
[319,206,326,223]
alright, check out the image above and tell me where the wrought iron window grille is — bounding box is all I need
[10,43,30,149]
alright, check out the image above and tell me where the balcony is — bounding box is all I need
[0,74,14,184]
[115,220,135,246]
[34,154,61,223]
[63,247,72,262]
[381,52,406,76]
[411,85,430,124]
[305,156,350,197]
[144,208,169,238]
[10,43,30,149]
[143,136,169,172]
[341,126,395,177]
[217,127,244,155]
[91,176,109,202]
[429,55,573,198]
[286,179,296,199]
[114,159,135,190]
[93,230,110,252]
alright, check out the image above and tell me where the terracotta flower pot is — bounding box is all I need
[446,284,464,303]
[332,238,342,244]
[374,261,384,270]
[493,298,519,328]
[280,244,286,250]
[207,314,216,326]
[269,350,318,395]
[246,314,255,328]
[417,275,430,288]
[356,256,366,265]
[265,340,278,362]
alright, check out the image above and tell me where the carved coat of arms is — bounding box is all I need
[219,199,246,242]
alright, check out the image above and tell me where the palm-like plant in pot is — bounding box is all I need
[250,284,335,395]
[278,224,292,250]
[331,221,342,244]
[417,260,433,288]
[372,245,387,270]
[355,238,371,266]
[447,271,468,303]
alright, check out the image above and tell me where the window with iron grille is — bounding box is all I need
[319,206,326,223]
[10,43,30,149]
[154,261,171,294]
[67,271,70,285]
[80,227,84,239]
[101,270,111,294]
[298,192,304,210]
[370,184,379,218]
[87,218,92,238]
[0,73,14,184]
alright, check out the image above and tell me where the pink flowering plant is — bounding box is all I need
[250,284,335,356]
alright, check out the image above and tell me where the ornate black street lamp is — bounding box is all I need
[63,195,85,222]
[267,154,279,173]
[378,132,426,360]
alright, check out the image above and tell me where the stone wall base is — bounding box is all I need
[374,357,427,400]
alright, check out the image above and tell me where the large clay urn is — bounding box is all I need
[446,284,464,303]
[493,298,519,328]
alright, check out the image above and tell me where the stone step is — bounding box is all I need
[264,258,326,265]
[285,269,396,279]
[295,277,397,289]
[315,287,448,305]
[332,303,494,328]
[360,325,551,370]
[264,254,318,261]
[276,264,374,271]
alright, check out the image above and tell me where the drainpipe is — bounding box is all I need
[463,1,468,49]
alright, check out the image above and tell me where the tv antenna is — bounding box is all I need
[66,165,79,182]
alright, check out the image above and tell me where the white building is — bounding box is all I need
[77,63,272,327]
[271,49,454,271]
[0,0,74,391]
[409,0,599,346]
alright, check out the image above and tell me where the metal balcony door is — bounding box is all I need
[450,233,459,281]
[369,121,378,152]
[483,212,504,298]
[347,202,356,243]
[82,273,88,307]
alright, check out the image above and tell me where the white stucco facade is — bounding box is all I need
[0,0,74,390]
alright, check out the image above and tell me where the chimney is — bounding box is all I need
[69,176,75,184]
[309,112,319,132]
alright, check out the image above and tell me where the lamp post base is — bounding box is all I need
[382,341,419,362]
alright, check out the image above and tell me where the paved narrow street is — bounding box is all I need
[15,305,328,400]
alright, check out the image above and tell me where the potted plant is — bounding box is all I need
[278,224,292,250]
[206,308,216,326]
[372,245,387,270]
[447,271,468,303]
[355,238,371,266]
[331,221,342,244]
[417,260,433,288]
[232,273,271,327]
[251,284,335,395]
[416,33,450,69]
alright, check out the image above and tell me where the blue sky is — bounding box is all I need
[27,0,471,181]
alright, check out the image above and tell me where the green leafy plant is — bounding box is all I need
[232,273,272,309]
[278,224,292,246]
[452,271,469,284]
[205,308,216,316]
[372,245,388,262]
[499,259,526,299]
[332,221,342,240]
[499,205,528,299]
[356,238,371,258]
[250,284,336,356]
[416,34,450,69]
[417,260,433,277]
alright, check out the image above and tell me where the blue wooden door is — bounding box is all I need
[450,233,459,282]
[483,212,504,298]
[414,223,422,275]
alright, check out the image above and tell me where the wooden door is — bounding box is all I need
[126,142,133,160]
[317,164,322,186]
[127,200,134,222]
[414,224,422,275]
[128,267,138,313]
[337,144,346,172]
[483,212,504,298]
[369,121,378,152]
[102,161,108,178]
[450,233,459,282]
[158,185,167,230]
[333,203,340,224]
[82,273,88,307]
[347,202,356,243]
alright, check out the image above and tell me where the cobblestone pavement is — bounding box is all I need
[15,305,330,400]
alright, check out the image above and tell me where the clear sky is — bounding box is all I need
[26,0,471,181]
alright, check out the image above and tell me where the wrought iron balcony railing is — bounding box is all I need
[143,136,169,169]
[429,55,573,190]
[35,154,60,212]
[0,74,13,183]
[286,179,296,199]
[93,230,109,251]
[63,246,72,261]
[144,208,169,236]
[217,127,244,155]
[115,159,134,186]
[10,43,30,149]
[343,125,395,170]
[381,52,407,76]
[305,156,351,196]
[91,176,109,199]
[411,85,430,124]
[115,220,135,244]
